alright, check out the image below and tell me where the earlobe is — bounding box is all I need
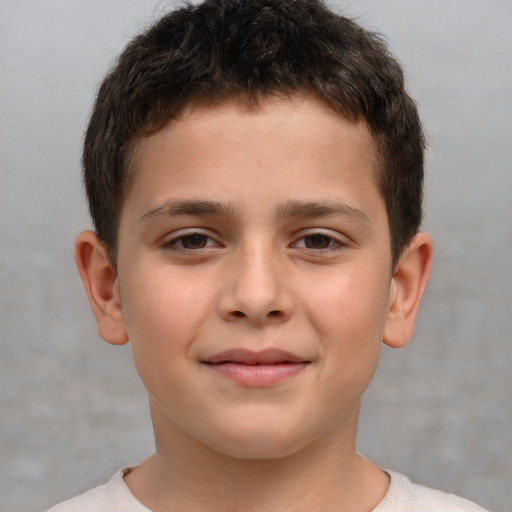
[383,232,433,349]
[74,230,129,346]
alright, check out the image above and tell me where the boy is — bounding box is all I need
[48,0,488,510]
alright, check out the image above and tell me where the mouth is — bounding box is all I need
[204,348,307,365]
[202,348,310,387]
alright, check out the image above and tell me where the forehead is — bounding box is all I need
[124,95,384,222]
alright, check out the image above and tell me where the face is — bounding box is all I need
[114,96,395,459]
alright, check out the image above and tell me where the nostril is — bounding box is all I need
[268,310,281,317]
[233,311,245,318]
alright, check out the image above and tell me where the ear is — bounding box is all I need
[74,230,129,345]
[383,232,433,349]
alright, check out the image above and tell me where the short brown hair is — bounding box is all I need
[83,0,425,267]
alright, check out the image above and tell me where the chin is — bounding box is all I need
[214,441,304,461]
[203,423,313,461]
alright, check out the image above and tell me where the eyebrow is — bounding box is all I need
[139,198,371,224]
[139,199,233,223]
[277,199,371,224]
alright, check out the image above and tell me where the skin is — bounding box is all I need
[76,95,432,512]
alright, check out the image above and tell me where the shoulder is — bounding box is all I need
[45,480,111,512]
[374,470,490,512]
[45,468,149,512]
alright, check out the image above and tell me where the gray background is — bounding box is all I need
[1,1,511,511]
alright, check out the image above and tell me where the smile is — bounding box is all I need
[202,348,310,387]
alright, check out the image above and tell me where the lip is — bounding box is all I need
[202,348,310,387]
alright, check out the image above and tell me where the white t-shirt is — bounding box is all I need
[47,467,489,512]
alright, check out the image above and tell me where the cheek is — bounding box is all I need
[306,267,390,336]
[120,267,213,357]
[120,274,208,404]
[302,264,391,390]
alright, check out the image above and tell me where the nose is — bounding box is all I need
[216,243,294,326]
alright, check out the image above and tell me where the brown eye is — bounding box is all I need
[179,234,209,249]
[303,234,332,249]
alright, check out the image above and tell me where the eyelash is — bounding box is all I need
[162,231,220,251]
[292,233,343,250]
[161,230,346,254]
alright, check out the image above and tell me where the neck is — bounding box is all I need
[124,400,389,512]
